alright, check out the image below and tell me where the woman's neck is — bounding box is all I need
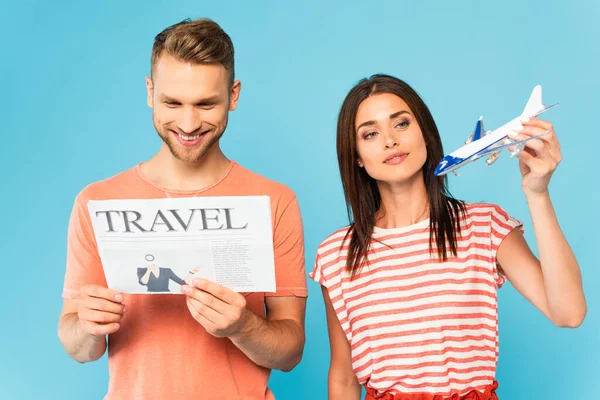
[375,171,429,229]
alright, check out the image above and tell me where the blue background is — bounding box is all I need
[1,0,598,399]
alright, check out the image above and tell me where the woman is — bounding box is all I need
[309,75,586,399]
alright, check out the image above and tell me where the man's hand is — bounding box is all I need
[76,284,125,336]
[181,279,249,338]
[180,279,306,371]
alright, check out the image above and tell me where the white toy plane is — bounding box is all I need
[434,85,558,176]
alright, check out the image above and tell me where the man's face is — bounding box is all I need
[146,53,240,163]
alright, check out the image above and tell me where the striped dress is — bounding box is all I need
[309,203,523,397]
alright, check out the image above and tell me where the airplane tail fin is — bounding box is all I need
[522,85,558,117]
[472,116,484,141]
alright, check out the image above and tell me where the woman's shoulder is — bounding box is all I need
[461,201,508,216]
[310,225,353,285]
[459,201,521,231]
[316,225,353,254]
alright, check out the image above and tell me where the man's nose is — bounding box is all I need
[177,107,202,134]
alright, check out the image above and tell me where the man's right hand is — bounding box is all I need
[76,284,125,336]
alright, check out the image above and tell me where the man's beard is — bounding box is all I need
[156,123,225,163]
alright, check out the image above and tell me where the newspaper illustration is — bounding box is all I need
[87,196,276,294]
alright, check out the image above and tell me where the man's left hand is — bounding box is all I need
[181,279,249,338]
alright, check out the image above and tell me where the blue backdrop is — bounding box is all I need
[1,1,598,399]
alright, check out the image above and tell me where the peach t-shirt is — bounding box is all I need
[62,161,308,400]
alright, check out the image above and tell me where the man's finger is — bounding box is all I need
[83,297,126,315]
[181,285,232,315]
[81,285,123,303]
[81,320,120,336]
[187,298,219,328]
[79,309,123,324]
[191,279,240,305]
[187,296,228,326]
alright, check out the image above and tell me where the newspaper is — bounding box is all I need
[87,196,275,294]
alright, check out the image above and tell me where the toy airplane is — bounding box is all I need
[434,85,558,176]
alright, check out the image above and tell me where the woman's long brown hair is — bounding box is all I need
[337,74,465,276]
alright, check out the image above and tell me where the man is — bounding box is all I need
[58,18,307,400]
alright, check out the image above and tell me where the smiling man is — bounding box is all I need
[58,18,308,400]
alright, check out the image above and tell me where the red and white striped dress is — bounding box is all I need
[309,203,522,397]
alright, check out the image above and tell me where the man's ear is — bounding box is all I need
[229,80,241,111]
[146,77,154,108]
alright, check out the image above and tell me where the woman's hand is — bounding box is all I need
[509,117,562,196]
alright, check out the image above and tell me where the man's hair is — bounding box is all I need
[151,18,235,85]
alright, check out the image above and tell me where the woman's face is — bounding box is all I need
[354,93,428,184]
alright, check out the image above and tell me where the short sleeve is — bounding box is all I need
[309,231,349,289]
[266,196,308,297]
[308,238,353,344]
[308,251,328,287]
[62,191,107,299]
[490,205,524,288]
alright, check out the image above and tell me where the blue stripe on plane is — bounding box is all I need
[435,136,507,176]
[470,137,506,159]
[472,119,483,141]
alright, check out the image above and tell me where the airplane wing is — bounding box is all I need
[473,130,550,159]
